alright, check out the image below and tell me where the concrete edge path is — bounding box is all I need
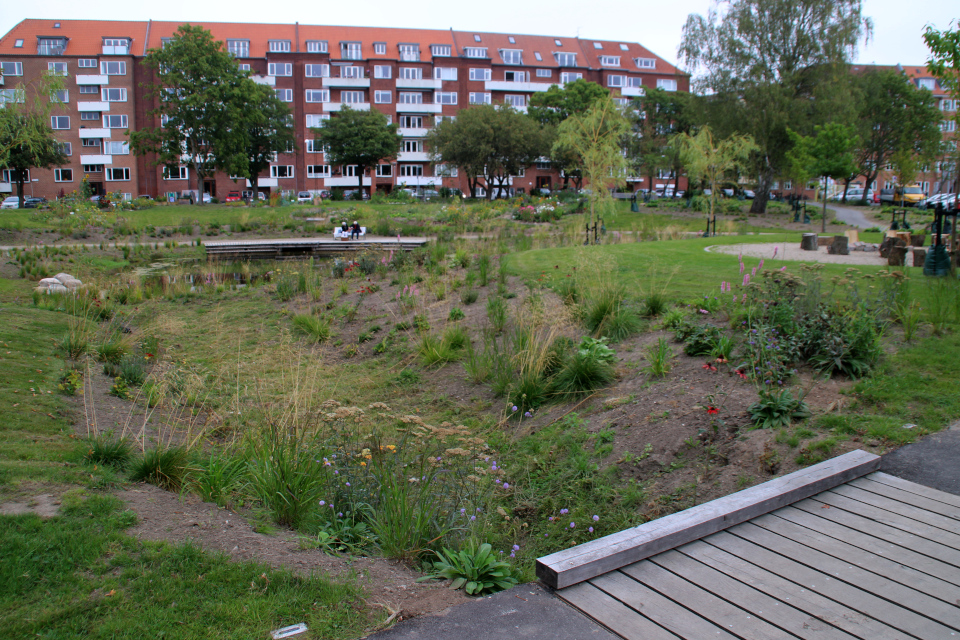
[881,419,960,497]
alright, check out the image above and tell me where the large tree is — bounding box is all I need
[230,81,295,197]
[129,25,250,204]
[3,113,66,207]
[315,106,401,196]
[626,88,696,195]
[427,104,549,199]
[851,68,942,205]
[786,123,858,231]
[679,0,871,213]
[924,22,960,211]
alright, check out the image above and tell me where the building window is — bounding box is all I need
[305,89,330,103]
[554,52,577,67]
[306,40,328,53]
[39,37,68,55]
[608,75,625,87]
[104,141,129,155]
[54,168,73,182]
[504,70,527,82]
[268,63,292,76]
[916,78,936,91]
[434,67,457,81]
[59,142,72,155]
[78,85,98,95]
[51,116,70,130]
[271,165,294,178]
[372,164,391,177]
[52,89,69,103]
[469,68,491,81]
[403,140,423,153]
[536,69,551,78]
[1,169,27,182]
[657,78,677,91]
[398,92,423,104]
[307,165,331,178]
[536,160,551,170]
[474,35,482,42]
[635,58,656,69]
[943,120,957,133]
[399,115,423,128]
[599,56,620,67]
[560,72,582,84]
[103,114,128,128]
[238,63,250,71]
[306,114,330,127]
[0,62,23,76]
[82,138,100,148]
[341,91,364,104]
[305,64,330,77]
[593,42,603,50]
[464,47,487,58]
[163,166,188,180]
[505,95,526,107]
[276,88,293,102]
[625,76,643,88]
[269,40,291,53]
[81,112,100,120]
[374,65,392,79]
[431,45,451,57]
[374,43,386,55]
[374,90,392,104]
[469,92,491,104]
[14,39,23,48]
[102,38,129,55]
[341,42,362,60]
[101,87,127,101]
[82,164,103,173]
[614,97,630,107]
[341,65,362,79]
[398,44,420,62]
[436,92,457,105]
[227,40,249,57]
[399,67,422,80]
[305,140,322,153]
[106,167,130,181]
[620,44,630,51]
[47,61,68,76]
[343,165,362,177]
[435,164,457,177]
[100,61,126,75]
[0,89,23,105]
[500,49,522,65]
[77,58,97,68]
[399,165,423,177]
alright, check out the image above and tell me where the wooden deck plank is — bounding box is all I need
[848,476,960,521]
[706,531,953,640]
[679,540,911,640]
[643,551,857,639]
[590,571,739,639]
[753,513,960,601]
[866,471,960,510]
[830,484,960,537]
[558,582,680,640]
[621,560,799,640]
[775,506,960,585]
[810,491,960,551]
[537,450,880,589]
[729,523,960,630]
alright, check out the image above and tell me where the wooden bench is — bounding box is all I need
[333,227,366,239]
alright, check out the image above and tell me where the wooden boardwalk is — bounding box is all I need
[544,457,960,639]
[204,236,428,260]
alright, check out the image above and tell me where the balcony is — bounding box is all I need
[78,101,109,112]
[80,154,113,165]
[79,128,111,139]
[323,102,370,112]
[397,151,431,162]
[246,178,278,188]
[396,103,442,114]
[325,176,371,187]
[0,182,11,193]
[395,176,442,187]
[396,78,442,90]
[484,80,554,93]
[102,45,129,55]
[251,75,275,87]
[322,77,371,88]
[398,127,430,137]
[621,86,645,97]
[76,75,108,85]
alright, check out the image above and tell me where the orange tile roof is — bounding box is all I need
[0,19,149,56]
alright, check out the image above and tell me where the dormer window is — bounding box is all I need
[101,38,129,55]
[554,52,577,67]
[374,42,386,55]
[227,40,249,57]
[398,44,420,62]
[917,78,936,91]
[635,57,656,69]
[269,40,291,53]
[38,37,68,56]
[341,42,362,60]
[306,40,328,53]
[500,49,522,65]
[599,56,620,67]
[464,47,487,58]
[431,44,451,57]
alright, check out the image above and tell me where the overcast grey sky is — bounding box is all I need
[1,0,955,70]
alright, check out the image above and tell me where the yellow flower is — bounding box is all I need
[360,461,366,466]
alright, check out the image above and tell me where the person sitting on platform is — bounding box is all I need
[340,220,349,236]
[350,220,362,240]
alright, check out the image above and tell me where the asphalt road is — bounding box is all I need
[830,204,879,230]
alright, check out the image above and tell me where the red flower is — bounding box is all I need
[702,363,711,370]
[735,370,748,380]
[707,406,719,415]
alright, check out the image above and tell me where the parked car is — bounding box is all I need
[893,184,925,206]
[420,189,440,201]
[343,189,370,200]
[297,191,313,203]
[722,188,735,197]
[22,197,47,208]
[201,193,212,204]
[879,188,895,203]
[1,196,19,209]
[742,189,756,199]
[317,190,332,199]
[919,193,956,209]
[225,191,242,203]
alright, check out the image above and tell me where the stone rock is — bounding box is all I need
[827,235,849,255]
[879,236,906,258]
[36,273,83,294]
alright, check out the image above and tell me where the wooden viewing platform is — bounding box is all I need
[539,450,960,638]
[204,236,429,261]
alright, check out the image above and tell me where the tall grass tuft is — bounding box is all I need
[247,430,330,529]
[370,457,447,561]
[95,338,127,364]
[188,452,248,508]
[486,296,508,332]
[80,433,132,469]
[292,314,331,343]
[644,338,672,378]
[128,446,190,491]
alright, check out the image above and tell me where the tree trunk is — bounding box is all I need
[357,165,365,198]
[821,176,828,233]
[749,168,774,214]
[16,171,25,208]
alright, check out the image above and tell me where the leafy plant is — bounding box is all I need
[448,306,466,321]
[460,288,479,305]
[748,389,811,429]
[188,452,247,507]
[683,325,723,356]
[644,338,672,378]
[419,543,519,596]
[554,338,617,394]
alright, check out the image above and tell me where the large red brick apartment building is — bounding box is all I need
[0,19,689,201]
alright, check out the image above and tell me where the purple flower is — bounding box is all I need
[470,515,476,521]
[592,515,599,521]
[461,508,466,515]
[345,482,351,486]
[549,516,554,521]
[512,545,520,551]
[524,411,532,418]
[569,522,576,528]
[512,406,518,412]
[337,512,343,517]
[560,508,568,515]
[503,483,510,489]
[588,527,594,533]
[509,552,515,558]
[319,501,326,506]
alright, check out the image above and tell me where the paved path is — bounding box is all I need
[882,420,960,497]
[831,204,881,230]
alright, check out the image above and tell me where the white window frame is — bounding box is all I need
[536,69,551,78]
[398,115,423,128]
[554,52,577,67]
[82,138,100,148]
[431,45,452,57]
[469,92,492,105]
[469,68,491,81]
[403,139,423,153]
[500,49,523,65]
[47,61,68,76]
[104,141,129,155]
[305,89,330,103]
[504,70,527,82]
[340,65,361,79]
[374,65,392,79]
[106,167,131,181]
[163,165,189,180]
[80,111,100,121]
[341,42,362,60]
[607,75,625,87]
[398,44,420,62]
[398,92,423,105]
[656,78,677,91]
[269,40,291,53]
[306,40,328,53]
[0,62,23,76]
[227,40,249,57]
[271,165,295,178]
[635,58,656,69]
[51,116,70,130]
[374,43,387,55]
[103,114,128,128]
[78,85,98,95]
[305,64,330,78]
[464,47,487,58]
[306,114,330,128]
[268,63,293,77]
[77,58,97,68]
[599,56,620,67]
[52,89,69,104]
[376,164,393,177]
[434,67,457,81]
[102,38,130,55]
[399,164,423,177]
[399,67,422,80]
[343,165,362,177]
[560,72,582,84]
[374,90,392,104]
[59,142,72,156]
[307,164,331,178]
[436,91,457,105]
[276,88,293,102]
[101,87,127,102]
[341,91,364,104]
[54,168,74,182]
[82,164,103,173]
[505,95,526,107]
[917,78,936,91]
[100,61,126,75]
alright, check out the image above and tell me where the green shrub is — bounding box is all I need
[683,325,723,356]
[56,332,88,359]
[247,432,330,529]
[80,434,132,469]
[461,288,479,305]
[641,292,669,317]
[95,339,126,364]
[449,307,466,321]
[103,354,148,387]
[292,314,332,343]
[419,543,519,596]
[128,446,189,491]
[554,342,616,394]
[748,389,811,429]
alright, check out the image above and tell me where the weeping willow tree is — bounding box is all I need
[553,96,630,238]
[674,126,757,235]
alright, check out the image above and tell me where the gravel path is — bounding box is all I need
[706,241,909,266]
[831,204,881,230]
